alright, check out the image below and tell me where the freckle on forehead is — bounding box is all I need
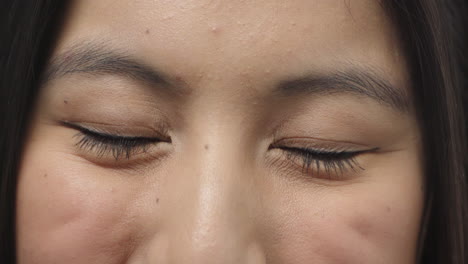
[210,25,221,34]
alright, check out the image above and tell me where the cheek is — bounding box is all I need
[264,188,422,264]
[16,147,142,263]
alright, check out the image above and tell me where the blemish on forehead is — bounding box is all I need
[210,26,221,35]
[204,144,209,150]
[145,29,150,34]
[63,100,68,104]
[161,14,175,20]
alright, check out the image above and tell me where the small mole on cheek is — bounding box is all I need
[204,144,209,150]
[386,206,391,213]
[352,218,373,238]
[64,100,68,104]
[43,173,47,178]
[145,29,150,34]
[156,198,159,204]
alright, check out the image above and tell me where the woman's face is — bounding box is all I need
[16,0,424,263]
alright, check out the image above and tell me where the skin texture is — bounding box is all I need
[16,0,424,263]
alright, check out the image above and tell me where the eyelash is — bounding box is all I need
[68,124,165,160]
[271,145,371,179]
[68,123,369,178]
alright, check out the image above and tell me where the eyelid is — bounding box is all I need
[270,137,374,153]
[60,120,171,142]
[278,146,370,159]
[76,126,160,142]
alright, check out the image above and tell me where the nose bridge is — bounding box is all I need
[166,122,263,263]
[183,167,245,262]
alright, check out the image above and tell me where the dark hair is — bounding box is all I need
[1,1,466,263]
[383,1,467,263]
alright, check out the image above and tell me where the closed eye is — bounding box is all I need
[61,121,169,160]
[270,144,378,180]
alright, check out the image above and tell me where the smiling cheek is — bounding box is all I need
[265,194,420,264]
[16,145,142,264]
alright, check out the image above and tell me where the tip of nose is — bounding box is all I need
[174,241,267,264]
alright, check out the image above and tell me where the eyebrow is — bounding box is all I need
[276,69,410,112]
[43,42,183,93]
[44,42,410,113]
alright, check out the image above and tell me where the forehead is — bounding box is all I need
[57,0,405,85]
